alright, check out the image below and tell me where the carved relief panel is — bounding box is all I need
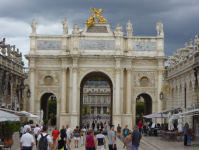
[37,70,60,86]
[133,71,155,87]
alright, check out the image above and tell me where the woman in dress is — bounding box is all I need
[124,130,132,150]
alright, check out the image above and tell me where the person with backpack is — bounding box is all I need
[37,125,52,150]
[54,129,71,150]
[73,126,81,148]
[96,129,106,150]
[81,125,87,146]
[85,129,96,150]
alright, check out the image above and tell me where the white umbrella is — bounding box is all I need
[0,110,20,121]
[20,111,38,118]
[143,113,168,119]
[0,115,9,122]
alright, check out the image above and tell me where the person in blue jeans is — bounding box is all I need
[186,124,191,146]
[129,125,142,150]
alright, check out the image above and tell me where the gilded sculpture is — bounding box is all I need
[86,7,107,28]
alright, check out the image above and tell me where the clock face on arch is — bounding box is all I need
[139,76,150,86]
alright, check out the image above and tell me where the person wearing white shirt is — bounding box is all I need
[66,124,72,143]
[81,125,87,146]
[20,128,34,150]
[37,125,52,150]
[33,124,40,148]
[23,122,31,134]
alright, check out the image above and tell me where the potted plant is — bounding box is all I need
[1,121,21,139]
[29,120,34,124]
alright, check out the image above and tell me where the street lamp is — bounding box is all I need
[159,91,164,101]
[27,88,31,98]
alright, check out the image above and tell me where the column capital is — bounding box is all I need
[29,67,35,72]
[61,67,67,73]
[126,68,132,73]
[115,67,121,74]
[73,67,78,72]
[157,68,164,75]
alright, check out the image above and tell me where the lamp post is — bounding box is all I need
[159,91,164,101]
[27,88,31,99]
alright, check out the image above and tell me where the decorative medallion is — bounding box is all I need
[43,75,54,85]
[139,76,150,86]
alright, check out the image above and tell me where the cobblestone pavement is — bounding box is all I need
[12,126,199,150]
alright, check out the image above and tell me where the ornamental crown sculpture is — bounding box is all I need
[85,7,107,28]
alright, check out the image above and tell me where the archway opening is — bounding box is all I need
[80,71,113,130]
[40,93,57,125]
[136,93,152,124]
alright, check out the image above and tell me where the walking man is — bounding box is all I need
[66,124,72,143]
[130,125,142,150]
[117,124,121,138]
[52,126,60,144]
[73,126,81,148]
[23,122,31,134]
[137,120,143,133]
[122,125,129,148]
[20,128,34,150]
[183,123,188,146]
[81,125,87,146]
[37,125,53,150]
[92,121,95,130]
[108,125,116,150]
[96,129,106,150]
[33,124,40,148]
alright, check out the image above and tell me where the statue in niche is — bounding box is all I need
[126,19,133,36]
[61,18,68,35]
[31,18,38,35]
[177,118,182,132]
[114,23,124,36]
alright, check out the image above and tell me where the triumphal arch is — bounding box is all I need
[25,8,167,129]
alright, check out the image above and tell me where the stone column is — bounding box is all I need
[69,67,73,113]
[29,67,35,113]
[158,69,164,113]
[177,85,180,107]
[101,107,103,115]
[61,67,67,113]
[72,67,78,113]
[126,68,132,114]
[115,67,121,115]
[94,107,97,116]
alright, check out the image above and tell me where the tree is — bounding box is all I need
[83,104,87,116]
[48,100,56,119]
[136,102,145,119]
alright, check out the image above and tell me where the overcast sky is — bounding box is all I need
[0,0,199,67]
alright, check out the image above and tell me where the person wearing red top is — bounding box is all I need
[137,121,143,133]
[85,129,96,150]
[52,126,60,144]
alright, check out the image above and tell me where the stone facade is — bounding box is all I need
[166,35,199,127]
[25,18,167,129]
[0,38,28,111]
[83,81,111,116]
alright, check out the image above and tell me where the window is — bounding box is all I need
[98,97,101,104]
[103,107,107,114]
[7,82,11,95]
[104,89,107,93]
[92,96,94,103]
[92,89,94,92]
[84,89,87,93]
[91,107,94,114]
[104,97,107,103]
[98,89,100,92]
[84,96,87,103]
[97,107,101,114]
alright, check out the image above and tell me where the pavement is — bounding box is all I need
[10,126,199,150]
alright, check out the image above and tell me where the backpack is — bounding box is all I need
[39,133,48,150]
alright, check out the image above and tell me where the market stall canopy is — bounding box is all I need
[0,110,20,121]
[175,109,199,116]
[143,113,168,119]
[20,111,39,118]
[0,115,9,122]
[159,107,182,114]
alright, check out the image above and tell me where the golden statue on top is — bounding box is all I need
[86,7,107,28]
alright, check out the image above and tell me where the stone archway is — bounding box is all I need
[78,71,114,127]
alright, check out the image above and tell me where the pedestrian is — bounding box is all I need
[108,125,116,150]
[81,125,87,146]
[137,120,143,133]
[66,124,72,143]
[117,124,121,138]
[124,130,132,150]
[23,122,31,134]
[52,126,60,145]
[185,124,192,146]
[96,129,106,150]
[37,125,53,150]
[62,125,66,130]
[85,129,96,150]
[104,123,106,131]
[92,121,95,130]
[97,123,100,131]
[101,122,104,131]
[54,129,71,150]
[19,125,24,138]
[183,123,188,146]
[33,124,40,148]
[87,122,89,130]
[73,126,81,148]
[20,128,34,150]
[130,125,142,150]
[122,125,129,148]
[143,121,148,136]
